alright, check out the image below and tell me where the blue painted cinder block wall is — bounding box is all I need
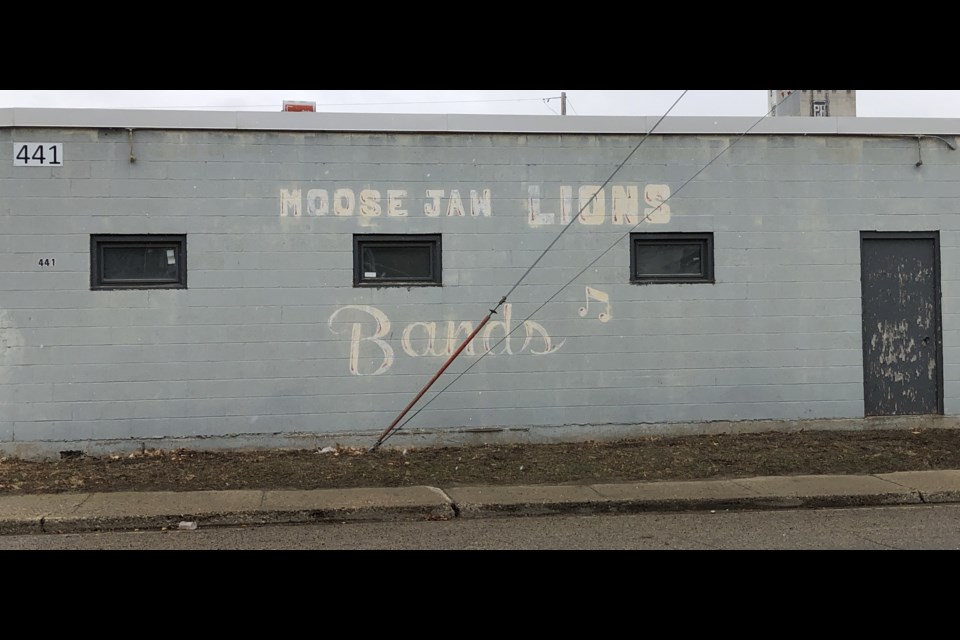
[1,111,958,456]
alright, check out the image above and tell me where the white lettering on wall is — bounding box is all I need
[402,322,441,357]
[446,321,477,356]
[519,319,564,355]
[482,303,514,355]
[328,305,394,376]
[328,303,564,375]
[611,185,639,225]
[306,189,329,216]
[334,189,356,216]
[644,184,672,224]
[424,190,444,217]
[280,183,671,226]
[527,185,555,226]
[359,189,382,217]
[529,184,671,227]
[470,189,492,217]
[446,189,466,217]
[559,185,574,225]
[387,190,408,217]
[280,189,302,217]
[578,186,605,225]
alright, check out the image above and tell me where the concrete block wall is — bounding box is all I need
[2,120,960,454]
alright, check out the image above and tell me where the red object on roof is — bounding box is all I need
[282,101,316,112]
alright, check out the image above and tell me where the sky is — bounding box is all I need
[1,90,960,118]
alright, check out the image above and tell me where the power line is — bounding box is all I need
[379,90,797,446]
[373,90,689,449]
[542,94,567,115]
[500,91,688,304]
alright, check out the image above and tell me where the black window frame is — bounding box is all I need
[91,234,188,290]
[630,232,714,284]
[353,233,442,287]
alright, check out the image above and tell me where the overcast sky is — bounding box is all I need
[1,90,959,118]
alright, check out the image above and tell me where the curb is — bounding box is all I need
[2,471,960,536]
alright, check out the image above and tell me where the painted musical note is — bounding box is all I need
[578,286,611,323]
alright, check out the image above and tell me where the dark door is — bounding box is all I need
[861,232,943,416]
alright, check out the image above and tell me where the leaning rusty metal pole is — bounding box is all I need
[370,298,506,452]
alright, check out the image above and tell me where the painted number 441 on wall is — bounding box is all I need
[13,142,62,166]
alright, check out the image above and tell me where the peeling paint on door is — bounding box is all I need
[861,233,941,416]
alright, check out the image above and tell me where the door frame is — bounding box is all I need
[860,230,944,416]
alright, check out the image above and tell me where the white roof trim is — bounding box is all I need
[2,108,960,136]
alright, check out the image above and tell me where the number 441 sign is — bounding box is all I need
[13,142,63,166]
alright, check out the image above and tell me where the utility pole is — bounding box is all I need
[561,91,567,115]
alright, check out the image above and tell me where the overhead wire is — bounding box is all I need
[377,91,796,447]
[371,90,689,449]
[500,90,688,304]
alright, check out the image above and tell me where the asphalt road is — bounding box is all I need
[5,503,960,550]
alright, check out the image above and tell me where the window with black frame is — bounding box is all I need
[630,232,714,284]
[353,234,442,286]
[91,234,187,290]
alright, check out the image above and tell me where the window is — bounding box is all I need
[91,234,187,290]
[354,234,441,286]
[630,232,714,284]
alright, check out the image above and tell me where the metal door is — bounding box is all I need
[861,232,943,416]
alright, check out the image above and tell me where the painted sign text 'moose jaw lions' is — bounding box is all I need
[279,183,672,227]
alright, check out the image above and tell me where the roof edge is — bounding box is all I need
[2,108,960,136]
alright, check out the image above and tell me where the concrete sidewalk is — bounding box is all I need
[3,469,960,535]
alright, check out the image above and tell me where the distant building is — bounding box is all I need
[770,90,857,117]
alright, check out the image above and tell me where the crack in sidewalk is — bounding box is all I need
[869,475,926,503]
